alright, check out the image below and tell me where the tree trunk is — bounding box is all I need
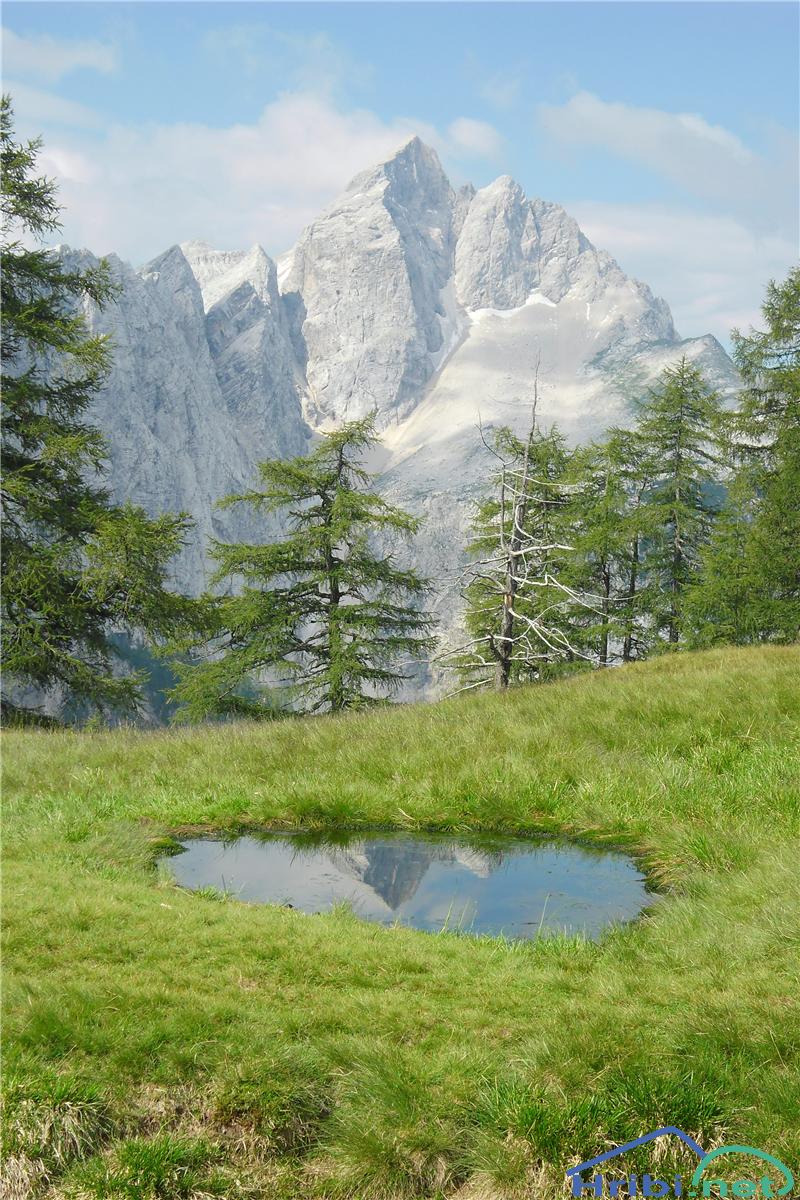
[493,431,533,690]
[669,519,681,644]
[327,560,344,711]
[669,426,684,645]
[494,591,514,689]
[623,535,639,663]
[599,561,611,667]
[492,378,539,691]
[324,454,346,711]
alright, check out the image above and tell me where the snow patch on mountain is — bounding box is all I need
[469,290,557,323]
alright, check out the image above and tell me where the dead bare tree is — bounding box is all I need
[440,370,608,694]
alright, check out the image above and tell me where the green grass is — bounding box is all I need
[2,645,800,1198]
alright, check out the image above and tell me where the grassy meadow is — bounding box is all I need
[2,645,800,1198]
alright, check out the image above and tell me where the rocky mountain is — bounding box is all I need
[65,135,738,696]
[63,240,308,589]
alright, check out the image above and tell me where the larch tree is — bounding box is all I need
[612,428,661,663]
[563,431,639,667]
[633,358,724,647]
[567,426,663,665]
[686,269,800,644]
[170,416,436,719]
[1,96,199,724]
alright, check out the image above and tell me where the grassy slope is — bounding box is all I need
[2,646,800,1199]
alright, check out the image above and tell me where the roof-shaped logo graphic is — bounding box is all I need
[566,1127,706,1177]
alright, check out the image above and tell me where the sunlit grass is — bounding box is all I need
[2,646,799,1198]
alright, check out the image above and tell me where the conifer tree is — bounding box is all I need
[613,429,660,663]
[564,428,658,666]
[1,97,198,724]
[681,476,762,646]
[170,417,435,719]
[633,359,724,646]
[686,270,800,644]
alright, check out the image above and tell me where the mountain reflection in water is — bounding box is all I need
[166,832,651,940]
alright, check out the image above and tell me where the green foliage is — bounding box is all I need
[686,269,800,645]
[632,357,724,645]
[560,310,798,660]
[681,472,765,647]
[1,96,200,724]
[171,415,436,719]
[563,427,659,665]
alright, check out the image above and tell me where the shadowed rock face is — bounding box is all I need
[54,137,739,703]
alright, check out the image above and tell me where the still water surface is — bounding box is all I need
[167,832,652,940]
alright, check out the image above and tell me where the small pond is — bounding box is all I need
[165,832,653,940]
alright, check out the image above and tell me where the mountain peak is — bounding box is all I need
[391,132,425,155]
[384,133,444,176]
[141,243,199,295]
[345,133,449,201]
[62,136,739,706]
[180,239,216,256]
[380,132,431,168]
[481,173,525,200]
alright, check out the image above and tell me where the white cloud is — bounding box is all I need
[19,89,499,264]
[539,91,797,234]
[39,143,97,186]
[4,80,102,128]
[539,90,752,173]
[447,117,504,159]
[2,27,117,82]
[572,201,797,342]
[538,91,798,342]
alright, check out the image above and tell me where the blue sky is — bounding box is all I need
[3,1,798,340]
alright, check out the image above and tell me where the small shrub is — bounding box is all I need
[212,1055,331,1156]
[1,1069,115,1178]
[62,1134,223,1199]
